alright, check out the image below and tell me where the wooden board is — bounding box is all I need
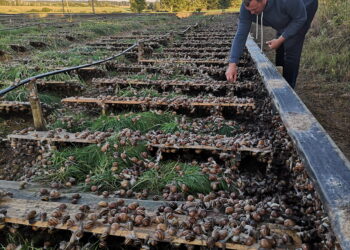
[0,197,300,249]
[7,131,106,144]
[150,143,271,154]
[93,78,235,88]
[0,101,31,107]
[139,59,226,65]
[61,97,255,108]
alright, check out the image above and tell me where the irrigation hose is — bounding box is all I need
[0,22,198,97]
[0,44,137,97]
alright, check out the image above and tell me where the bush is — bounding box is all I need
[302,0,350,81]
[41,7,52,12]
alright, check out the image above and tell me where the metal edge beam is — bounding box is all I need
[246,36,350,249]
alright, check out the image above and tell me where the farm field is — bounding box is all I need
[0,5,130,14]
[0,13,347,249]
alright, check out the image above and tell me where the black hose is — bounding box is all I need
[0,43,137,97]
[0,22,198,97]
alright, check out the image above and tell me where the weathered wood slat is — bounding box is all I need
[139,59,227,65]
[61,97,255,108]
[7,131,105,144]
[150,143,271,154]
[0,197,300,249]
[0,101,31,107]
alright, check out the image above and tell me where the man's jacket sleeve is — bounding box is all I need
[281,0,307,39]
[229,4,252,64]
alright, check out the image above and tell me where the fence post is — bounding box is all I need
[138,41,144,62]
[27,79,47,131]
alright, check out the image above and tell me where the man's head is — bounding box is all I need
[243,0,267,15]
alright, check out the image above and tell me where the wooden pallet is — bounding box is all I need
[150,143,271,154]
[0,101,31,112]
[7,131,109,144]
[61,97,255,108]
[36,80,84,91]
[93,78,234,88]
[0,197,301,249]
[139,59,226,65]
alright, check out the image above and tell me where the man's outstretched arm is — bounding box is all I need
[227,4,252,82]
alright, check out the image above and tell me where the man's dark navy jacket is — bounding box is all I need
[229,0,315,63]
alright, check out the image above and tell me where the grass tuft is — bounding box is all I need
[133,161,212,194]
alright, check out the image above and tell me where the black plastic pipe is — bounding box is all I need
[0,43,137,97]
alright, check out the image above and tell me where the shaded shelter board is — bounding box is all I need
[246,36,350,249]
[61,97,255,107]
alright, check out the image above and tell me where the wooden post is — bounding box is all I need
[138,41,144,62]
[168,32,174,46]
[61,0,65,13]
[27,79,47,131]
[91,0,96,14]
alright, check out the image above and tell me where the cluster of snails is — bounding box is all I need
[143,130,269,151]
[90,95,254,105]
[36,80,84,93]
[0,101,31,113]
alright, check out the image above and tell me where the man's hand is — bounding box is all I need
[226,63,238,83]
[266,36,286,50]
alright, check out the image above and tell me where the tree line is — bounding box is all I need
[131,0,240,13]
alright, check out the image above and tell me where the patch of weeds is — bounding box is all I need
[37,140,149,191]
[217,124,240,137]
[3,87,61,105]
[133,161,212,194]
[160,121,180,133]
[116,86,161,97]
[90,111,177,133]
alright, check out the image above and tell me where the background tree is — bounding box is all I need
[130,0,146,13]
[206,0,219,10]
[218,0,231,11]
[160,0,177,12]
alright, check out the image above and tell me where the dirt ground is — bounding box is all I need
[253,25,350,160]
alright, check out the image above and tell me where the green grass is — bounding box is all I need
[49,111,178,133]
[133,161,212,194]
[3,87,61,105]
[37,139,149,191]
[302,0,350,82]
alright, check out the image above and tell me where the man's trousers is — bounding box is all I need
[276,0,318,88]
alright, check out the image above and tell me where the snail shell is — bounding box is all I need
[83,220,95,230]
[111,222,120,232]
[75,212,85,221]
[47,217,59,227]
[142,216,151,227]
[87,213,98,221]
[128,202,139,210]
[98,201,108,208]
[118,213,128,223]
[50,210,62,218]
[49,190,61,199]
[154,229,165,241]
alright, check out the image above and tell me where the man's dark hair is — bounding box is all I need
[243,0,263,6]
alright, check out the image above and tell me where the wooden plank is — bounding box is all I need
[7,131,108,144]
[150,143,271,154]
[61,97,255,108]
[0,197,300,249]
[246,36,350,249]
[139,59,226,65]
[0,101,31,107]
